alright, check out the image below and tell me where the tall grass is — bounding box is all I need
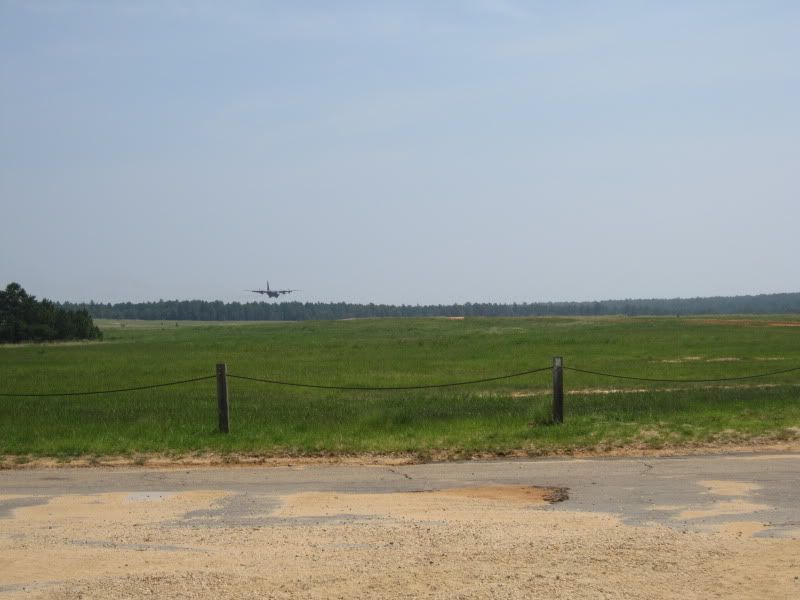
[1,316,799,456]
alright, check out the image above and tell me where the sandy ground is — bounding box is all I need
[2,478,799,599]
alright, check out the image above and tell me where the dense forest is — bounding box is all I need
[1,283,102,343]
[59,292,800,322]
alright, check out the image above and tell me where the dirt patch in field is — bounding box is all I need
[659,356,746,363]
[509,382,796,399]
[0,340,105,349]
[700,318,800,327]
[661,356,703,363]
[2,486,799,599]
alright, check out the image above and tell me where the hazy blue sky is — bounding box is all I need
[1,1,798,305]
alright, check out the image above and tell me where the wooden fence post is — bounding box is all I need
[552,356,564,424]
[216,363,229,433]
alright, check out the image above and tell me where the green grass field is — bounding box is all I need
[1,316,799,458]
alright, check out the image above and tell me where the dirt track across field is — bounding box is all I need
[2,453,800,599]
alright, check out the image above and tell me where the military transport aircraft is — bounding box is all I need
[247,282,299,298]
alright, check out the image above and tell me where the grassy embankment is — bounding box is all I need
[1,316,799,458]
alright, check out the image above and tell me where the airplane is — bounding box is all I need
[247,281,299,298]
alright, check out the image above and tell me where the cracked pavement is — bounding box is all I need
[3,452,799,537]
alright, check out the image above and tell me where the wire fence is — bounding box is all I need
[563,365,800,384]
[226,366,553,391]
[0,375,217,397]
[2,360,800,443]
[2,363,799,396]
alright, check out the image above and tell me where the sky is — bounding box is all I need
[1,1,798,305]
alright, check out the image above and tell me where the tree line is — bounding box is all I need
[58,292,800,322]
[1,283,102,343]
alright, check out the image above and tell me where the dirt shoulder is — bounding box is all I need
[4,438,800,470]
